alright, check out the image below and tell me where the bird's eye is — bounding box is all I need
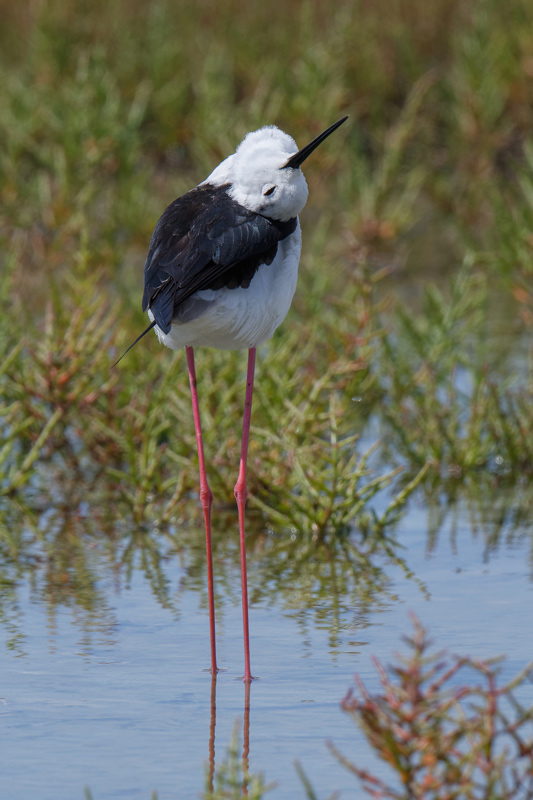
[263,186,276,196]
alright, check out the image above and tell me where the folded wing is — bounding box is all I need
[142,183,297,334]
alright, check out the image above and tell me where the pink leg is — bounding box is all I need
[234,347,256,682]
[186,346,218,675]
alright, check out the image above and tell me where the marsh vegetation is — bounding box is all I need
[1,0,532,797]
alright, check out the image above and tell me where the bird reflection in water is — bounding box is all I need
[206,676,252,797]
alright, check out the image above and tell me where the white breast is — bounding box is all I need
[149,224,302,351]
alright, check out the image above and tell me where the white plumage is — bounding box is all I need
[148,224,301,350]
[147,125,310,351]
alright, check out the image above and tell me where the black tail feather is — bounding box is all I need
[112,320,157,368]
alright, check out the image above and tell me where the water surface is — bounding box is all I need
[1,486,532,799]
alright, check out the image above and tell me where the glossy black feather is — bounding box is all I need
[142,183,297,334]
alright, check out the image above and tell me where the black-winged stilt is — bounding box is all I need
[116,116,348,681]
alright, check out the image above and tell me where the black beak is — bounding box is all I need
[283,116,348,170]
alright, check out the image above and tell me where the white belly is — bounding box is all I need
[149,225,302,351]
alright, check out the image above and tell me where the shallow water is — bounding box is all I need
[1,485,532,799]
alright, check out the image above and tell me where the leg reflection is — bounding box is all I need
[206,677,253,796]
[242,680,251,796]
[207,672,217,794]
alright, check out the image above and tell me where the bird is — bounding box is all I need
[115,116,348,681]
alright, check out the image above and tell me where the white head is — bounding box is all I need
[227,126,308,221]
[204,117,348,222]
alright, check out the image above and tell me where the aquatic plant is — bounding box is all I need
[331,616,533,799]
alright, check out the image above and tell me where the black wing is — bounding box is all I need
[142,183,297,334]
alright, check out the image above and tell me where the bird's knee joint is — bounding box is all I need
[234,481,247,503]
[200,486,213,509]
